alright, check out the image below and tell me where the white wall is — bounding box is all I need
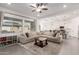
[37,14,69,31]
[38,17,64,31]
[38,13,79,38]
[65,17,79,37]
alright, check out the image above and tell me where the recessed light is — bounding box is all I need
[7,3,11,5]
[63,5,67,8]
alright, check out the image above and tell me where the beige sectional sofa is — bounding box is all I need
[18,31,64,44]
[38,35,63,43]
[18,32,38,44]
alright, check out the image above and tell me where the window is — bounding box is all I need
[2,17,23,33]
[23,20,31,32]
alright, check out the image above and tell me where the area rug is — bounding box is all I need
[21,42,63,55]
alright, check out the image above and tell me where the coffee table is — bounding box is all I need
[34,37,48,48]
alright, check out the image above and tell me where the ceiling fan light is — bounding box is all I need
[36,8,41,12]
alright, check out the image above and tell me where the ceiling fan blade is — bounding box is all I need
[42,8,48,10]
[30,5,36,8]
[44,3,48,6]
[36,3,40,8]
[40,3,43,6]
[32,9,36,12]
[30,3,37,8]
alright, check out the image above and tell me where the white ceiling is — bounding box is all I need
[0,3,79,18]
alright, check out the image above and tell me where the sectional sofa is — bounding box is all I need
[18,31,64,44]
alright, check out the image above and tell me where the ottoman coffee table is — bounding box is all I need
[34,37,48,48]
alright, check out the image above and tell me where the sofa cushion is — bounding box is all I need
[43,32,53,36]
[29,31,38,37]
[18,33,37,44]
[25,32,29,37]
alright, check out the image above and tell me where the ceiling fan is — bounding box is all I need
[30,3,48,13]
